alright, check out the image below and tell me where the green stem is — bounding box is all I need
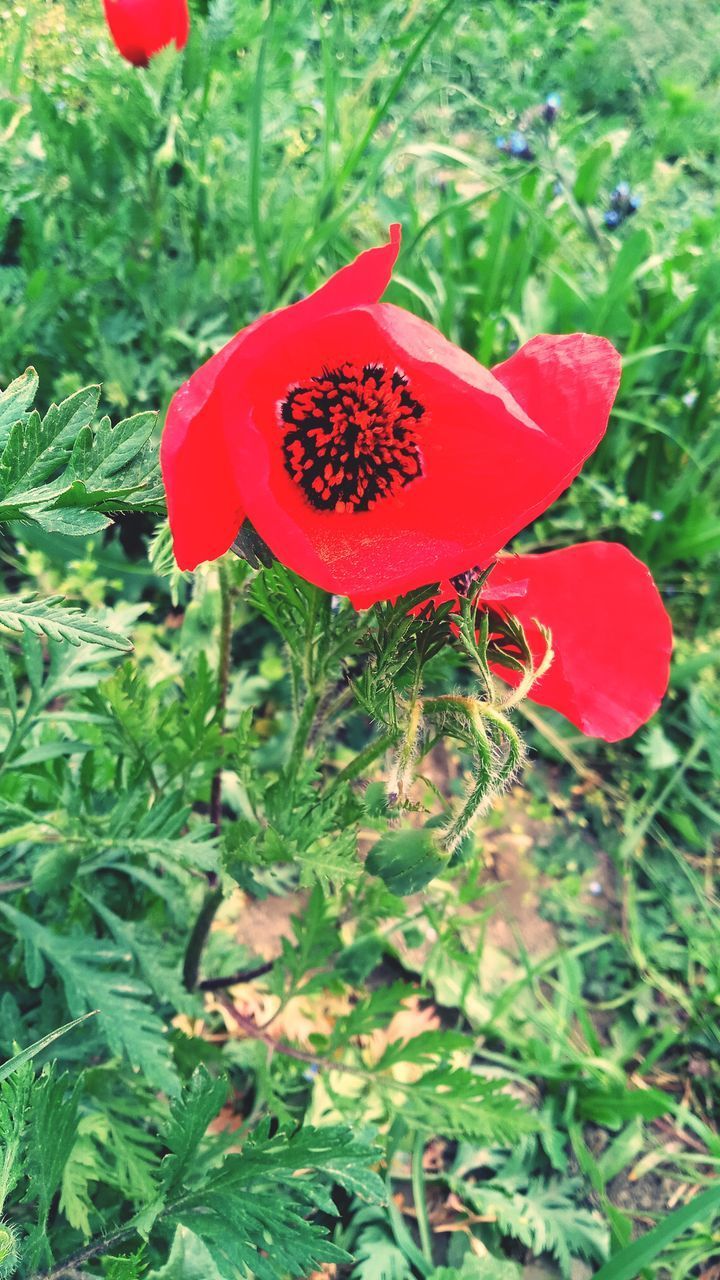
[285,689,321,783]
[323,730,399,798]
[411,1131,434,1266]
[482,706,524,785]
[32,1222,138,1279]
[439,705,494,855]
[389,696,422,802]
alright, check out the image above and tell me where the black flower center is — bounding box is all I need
[279,362,425,513]
[449,565,483,596]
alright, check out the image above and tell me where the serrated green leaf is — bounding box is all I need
[146,1225,222,1279]
[0,367,38,446]
[67,411,156,490]
[33,506,112,535]
[460,1178,608,1278]
[353,1227,411,1280]
[0,596,132,651]
[0,386,99,500]
[0,906,179,1096]
[24,1068,83,1246]
[398,1069,533,1142]
[160,1068,228,1196]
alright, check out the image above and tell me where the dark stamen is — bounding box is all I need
[450,565,482,596]
[279,361,425,513]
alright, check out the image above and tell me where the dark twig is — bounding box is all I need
[183,561,236,991]
[199,959,274,992]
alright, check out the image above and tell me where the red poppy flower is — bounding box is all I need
[460,543,672,741]
[102,0,189,67]
[162,225,623,605]
[162,226,672,738]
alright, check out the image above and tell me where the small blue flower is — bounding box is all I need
[544,92,561,122]
[627,195,641,214]
[604,209,622,229]
[509,131,534,160]
[496,136,507,150]
[611,181,631,206]
[651,510,665,522]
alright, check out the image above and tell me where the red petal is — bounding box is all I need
[482,543,673,741]
[161,227,401,570]
[491,334,621,525]
[161,327,255,571]
[227,310,622,604]
[103,0,189,64]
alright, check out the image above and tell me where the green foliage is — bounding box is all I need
[0,0,718,1276]
[366,827,449,895]
[0,596,131,650]
[0,372,162,534]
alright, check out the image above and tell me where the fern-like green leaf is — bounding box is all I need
[0,367,38,446]
[0,374,163,529]
[0,906,179,1096]
[0,596,131,650]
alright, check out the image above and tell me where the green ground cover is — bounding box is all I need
[0,1,719,1276]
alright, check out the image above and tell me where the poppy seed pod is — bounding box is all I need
[102,0,189,67]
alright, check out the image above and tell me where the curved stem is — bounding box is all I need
[440,705,494,855]
[183,884,224,992]
[389,696,422,803]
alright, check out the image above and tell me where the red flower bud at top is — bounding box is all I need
[102,0,189,67]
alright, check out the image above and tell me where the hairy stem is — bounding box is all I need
[322,730,399,798]
[388,696,422,803]
[33,1224,138,1280]
[285,688,321,783]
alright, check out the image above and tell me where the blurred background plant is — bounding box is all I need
[0,0,719,1276]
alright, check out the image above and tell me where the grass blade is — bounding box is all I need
[0,1012,98,1083]
[592,1181,720,1280]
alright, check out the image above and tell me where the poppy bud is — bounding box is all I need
[0,1221,19,1273]
[102,0,190,67]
